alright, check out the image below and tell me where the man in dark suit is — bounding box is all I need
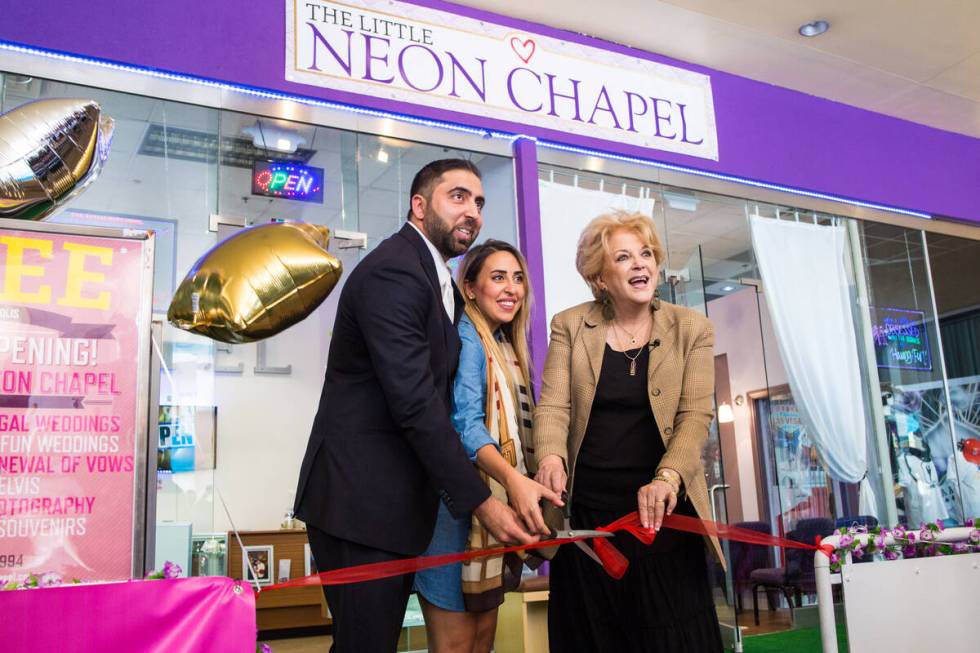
[295,159,536,652]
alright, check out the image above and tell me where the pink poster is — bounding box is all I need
[0,226,148,583]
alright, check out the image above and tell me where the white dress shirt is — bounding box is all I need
[408,221,454,319]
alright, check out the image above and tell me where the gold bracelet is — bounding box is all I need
[658,467,679,483]
[653,473,679,495]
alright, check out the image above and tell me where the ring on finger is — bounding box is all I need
[655,499,665,504]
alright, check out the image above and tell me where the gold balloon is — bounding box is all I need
[0,98,114,221]
[168,222,343,344]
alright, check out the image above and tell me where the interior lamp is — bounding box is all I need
[717,402,735,424]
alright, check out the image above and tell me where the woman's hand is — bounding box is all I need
[534,454,568,495]
[637,479,677,531]
[505,472,564,534]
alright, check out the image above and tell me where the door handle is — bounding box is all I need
[708,483,730,523]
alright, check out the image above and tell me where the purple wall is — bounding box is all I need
[2,0,978,222]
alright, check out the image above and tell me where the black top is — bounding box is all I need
[574,343,666,512]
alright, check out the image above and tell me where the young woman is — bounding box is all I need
[415,239,562,653]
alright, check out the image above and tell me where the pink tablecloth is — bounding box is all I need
[0,576,256,652]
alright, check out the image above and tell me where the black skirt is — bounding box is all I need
[548,502,723,653]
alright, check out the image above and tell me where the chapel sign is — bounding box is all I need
[286,0,719,160]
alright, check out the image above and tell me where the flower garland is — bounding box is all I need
[829,518,980,573]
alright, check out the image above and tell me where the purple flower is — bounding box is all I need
[902,545,917,558]
[852,545,865,559]
[260,644,273,653]
[884,548,899,561]
[37,572,62,588]
[906,531,917,543]
[839,533,854,547]
[934,520,945,532]
[162,561,182,579]
[920,528,935,542]
[830,552,840,565]
[969,529,980,544]
[953,543,969,554]
[874,533,885,548]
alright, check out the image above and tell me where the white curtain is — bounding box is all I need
[749,215,879,519]
[538,180,655,325]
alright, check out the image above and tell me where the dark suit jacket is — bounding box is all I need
[294,223,491,556]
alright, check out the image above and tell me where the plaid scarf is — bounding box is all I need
[461,307,534,611]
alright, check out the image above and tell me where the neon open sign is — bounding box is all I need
[251,161,324,203]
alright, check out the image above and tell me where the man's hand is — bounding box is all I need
[534,454,568,495]
[474,497,539,545]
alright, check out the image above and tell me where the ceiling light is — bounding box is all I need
[663,190,699,212]
[721,285,736,292]
[242,121,306,154]
[798,20,830,37]
[377,148,389,163]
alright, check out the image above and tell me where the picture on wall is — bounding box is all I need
[243,545,274,586]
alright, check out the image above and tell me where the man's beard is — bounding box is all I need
[425,208,477,258]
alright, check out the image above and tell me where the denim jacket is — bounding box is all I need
[451,314,498,460]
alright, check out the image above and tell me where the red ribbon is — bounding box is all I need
[266,511,831,591]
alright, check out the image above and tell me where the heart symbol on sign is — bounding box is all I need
[510,37,536,64]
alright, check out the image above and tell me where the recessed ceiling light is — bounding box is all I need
[377,148,389,163]
[799,20,830,37]
[721,285,736,292]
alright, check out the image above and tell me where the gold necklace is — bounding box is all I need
[613,322,644,376]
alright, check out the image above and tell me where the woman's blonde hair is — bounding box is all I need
[575,209,666,303]
[457,240,534,389]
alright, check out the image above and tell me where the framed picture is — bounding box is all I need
[304,542,317,577]
[243,545,274,586]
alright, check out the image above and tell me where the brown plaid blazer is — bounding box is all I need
[532,299,724,564]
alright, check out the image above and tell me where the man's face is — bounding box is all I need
[414,169,484,259]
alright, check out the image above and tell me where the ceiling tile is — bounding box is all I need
[924,52,980,103]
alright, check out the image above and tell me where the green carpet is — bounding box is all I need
[738,624,848,653]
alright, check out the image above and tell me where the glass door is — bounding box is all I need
[667,246,740,636]
[658,188,771,649]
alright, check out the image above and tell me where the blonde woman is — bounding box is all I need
[415,240,563,653]
[534,211,723,652]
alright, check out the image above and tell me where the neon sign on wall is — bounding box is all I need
[869,306,932,371]
[252,161,324,203]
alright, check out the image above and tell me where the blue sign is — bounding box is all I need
[158,405,195,473]
[251,161,324,203]
[870,307,932,371]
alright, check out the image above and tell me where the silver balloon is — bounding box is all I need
[0,98,114,221]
